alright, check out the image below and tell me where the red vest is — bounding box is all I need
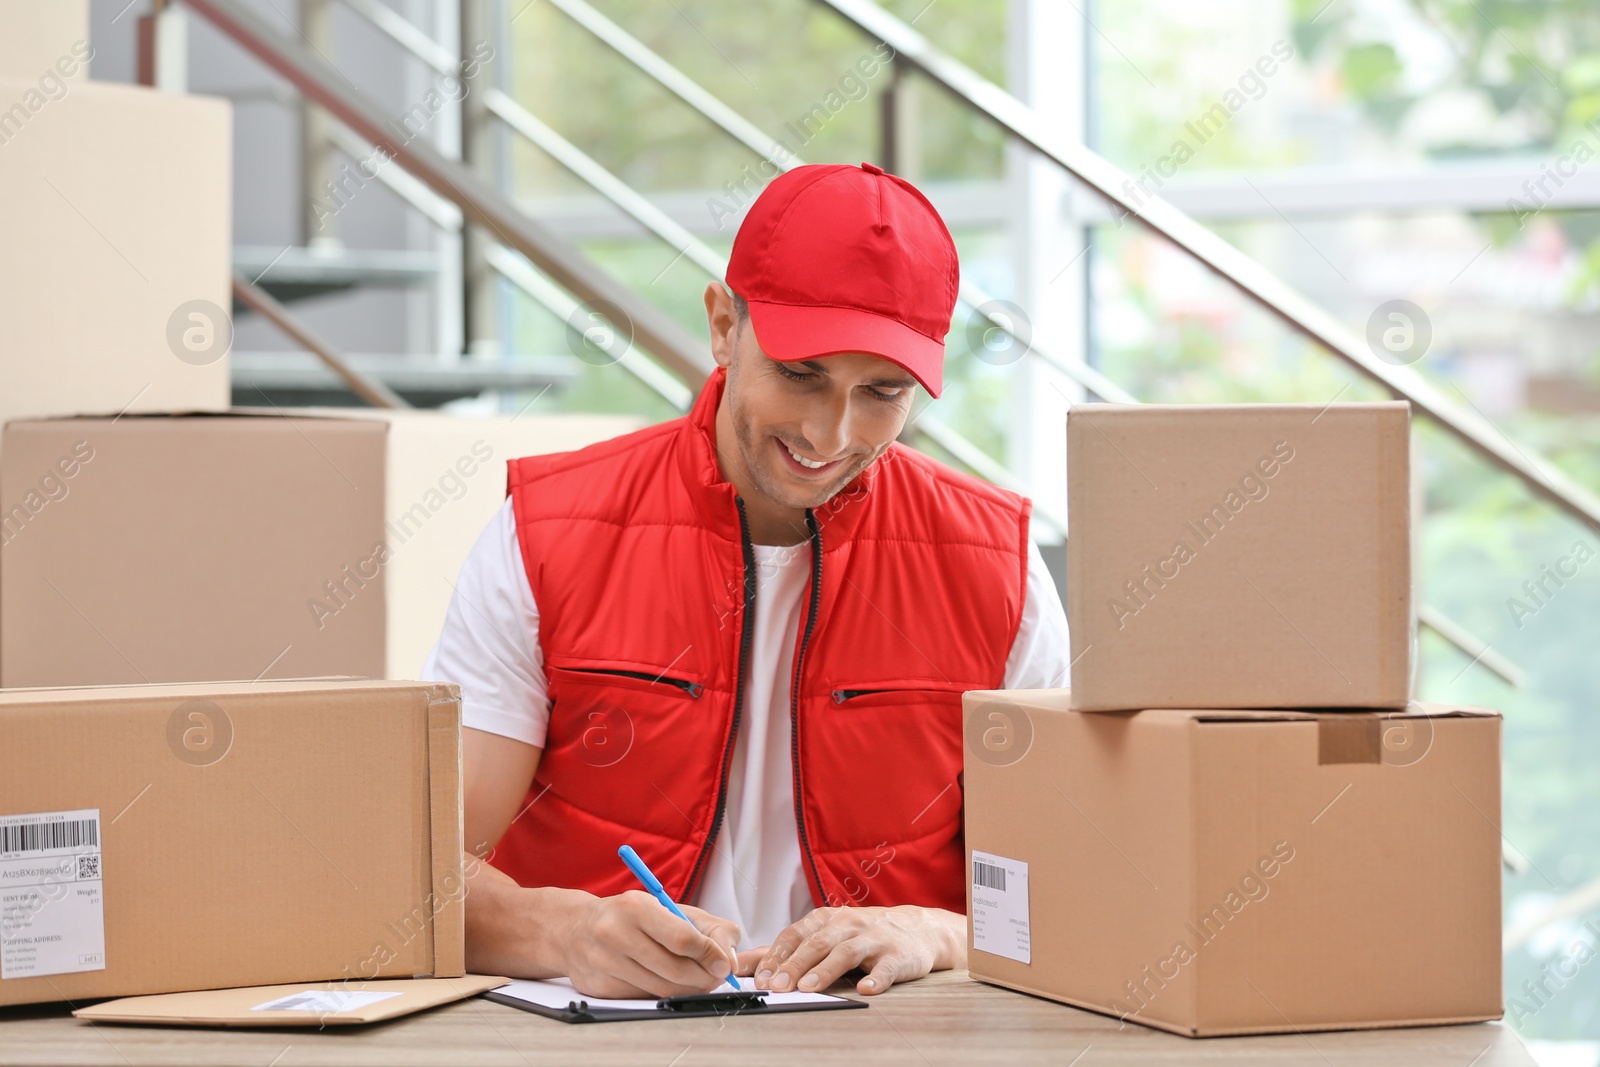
[491,369,1030,913]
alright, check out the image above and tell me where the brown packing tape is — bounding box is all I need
[1317,714,1382,764]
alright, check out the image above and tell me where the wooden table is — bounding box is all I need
[0,971,1534,1066]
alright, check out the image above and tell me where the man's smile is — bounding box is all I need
[773,436,848,478]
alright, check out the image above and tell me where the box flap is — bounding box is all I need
[1186,702,1500,723]
[70,975,507,1027]
[1186,710,1314,723]
[959,691,1498,722]
[1072,402,1412,418]
[1407,700,1501,719]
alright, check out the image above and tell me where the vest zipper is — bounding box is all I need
[790,510,829,905]
[560,667,703,698]
[682,496,757,901]
[831,682,968,704]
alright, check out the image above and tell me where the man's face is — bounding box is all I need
[715,299,918,513]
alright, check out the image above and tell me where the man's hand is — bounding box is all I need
[563,890,741,999]
[461,733,741,999]
[744,906,965,996]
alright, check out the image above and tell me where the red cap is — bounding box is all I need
[726,162,959,398]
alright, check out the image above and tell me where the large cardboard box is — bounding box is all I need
[1066,402,1412,711]
[962,689,1502,1037]
[0,677,464,1008]
[0,409,639,687]
[0,78,231,457]
[0,1,89,80]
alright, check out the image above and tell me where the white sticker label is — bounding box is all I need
[252,990,404,1013]
[0,809,105,980]
[970,850,1030,964]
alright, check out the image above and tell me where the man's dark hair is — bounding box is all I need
[731,290,749,323]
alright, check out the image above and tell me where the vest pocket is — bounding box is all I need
[828,680,971,707]
[548,664,704,699]
[806,683,969,849]
[541,664,715,792]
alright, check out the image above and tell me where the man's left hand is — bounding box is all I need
[739,906,965,996]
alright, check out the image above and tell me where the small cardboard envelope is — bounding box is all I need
[72,975,509,1027]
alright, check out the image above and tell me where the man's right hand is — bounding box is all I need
[561,890,741,999]
[461,731,742,998]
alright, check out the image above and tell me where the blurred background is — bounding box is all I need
[79,0,1600,1056]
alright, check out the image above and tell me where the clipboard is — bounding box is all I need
[484,978,868,1023]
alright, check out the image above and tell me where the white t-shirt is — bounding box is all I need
[422,499,1070,949]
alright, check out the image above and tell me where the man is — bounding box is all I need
[424,162,1068,1000]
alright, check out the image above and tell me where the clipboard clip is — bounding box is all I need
[656,991,769,1014]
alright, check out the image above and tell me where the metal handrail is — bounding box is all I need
[231,274,410,409]
[542,0,791,172]
[814,0,1600,535]
[318,81,700,415]
[184,0,714,389]
[540,0,1135,407]
[327,124,462,230]
[1502,873,1600,952]
[484,245,696,412]
[1415,604,1525,688]
[338,0,455,73]
[536,0,1599,533]
[482,88,726,283]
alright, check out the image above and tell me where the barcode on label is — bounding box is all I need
[0,818,99,855]
[973,860,1007,891]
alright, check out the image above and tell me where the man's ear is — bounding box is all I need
[705,281,738,370]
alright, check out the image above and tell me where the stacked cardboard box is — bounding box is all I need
[1065,403,1413,710]
[964,402,1503,1036]
[0,10,231,453]
[0,408,638,686]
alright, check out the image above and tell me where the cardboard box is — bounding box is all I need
[0,1,89,81]
[0,79,230,457]
[962,689,1502,1037]
[0,677,464,1008]
[0,408,639,687]
[1066,403,1412,711]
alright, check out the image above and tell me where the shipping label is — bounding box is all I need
[0,809,105,980]
[970,850,1031,964]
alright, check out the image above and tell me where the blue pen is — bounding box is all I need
[618,844,742,990]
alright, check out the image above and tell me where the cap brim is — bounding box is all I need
[745,300,945,398]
